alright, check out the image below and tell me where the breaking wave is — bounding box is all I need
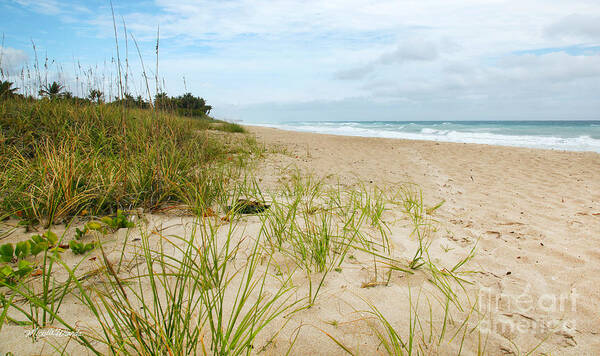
[246,121,600,153]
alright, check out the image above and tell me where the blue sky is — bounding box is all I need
[1,0,600,121]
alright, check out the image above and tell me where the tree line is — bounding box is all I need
[0,80,212,118]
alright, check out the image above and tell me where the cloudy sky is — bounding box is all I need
[1,0,599,121]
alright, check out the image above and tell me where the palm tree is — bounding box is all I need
[0,80,18,99]
[88,89,104,104]
[154,91,170,109]
[39,81,65,99]
[135,95,148,109]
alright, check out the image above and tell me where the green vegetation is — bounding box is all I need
[0,231,58,263]
[219,121,246,133]
[0,96,251,226]
[0,80,18,99]
[99,209,135,230]
[68,240,96,255]
[38,81,68,100]
[0,165,482,354]
[0,260,33,286]
[0,230,60,289]
[155,91,213,118]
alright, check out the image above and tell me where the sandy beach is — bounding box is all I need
[248,126,600,354]
[2,126,599,355]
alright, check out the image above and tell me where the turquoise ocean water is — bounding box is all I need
[247,121,600,153]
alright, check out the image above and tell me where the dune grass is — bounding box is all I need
[1,217,299,355]
[0,98,258,226]
[218,122,246,133]
[0,168,484,355]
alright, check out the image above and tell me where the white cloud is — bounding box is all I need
[0,46,28,72]
[335,41,439,80]
[545,14,600,40]
[106,1,596,53]
[14,0,61,15]
[365,52,600,93]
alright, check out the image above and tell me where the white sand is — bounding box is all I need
[249,126,600,354]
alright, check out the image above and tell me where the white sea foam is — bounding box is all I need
[246,122,600,153]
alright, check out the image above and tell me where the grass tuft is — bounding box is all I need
[0,98,255,224]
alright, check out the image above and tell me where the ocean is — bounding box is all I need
[246,120,600,153]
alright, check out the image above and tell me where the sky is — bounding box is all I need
[1,0,600,122]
